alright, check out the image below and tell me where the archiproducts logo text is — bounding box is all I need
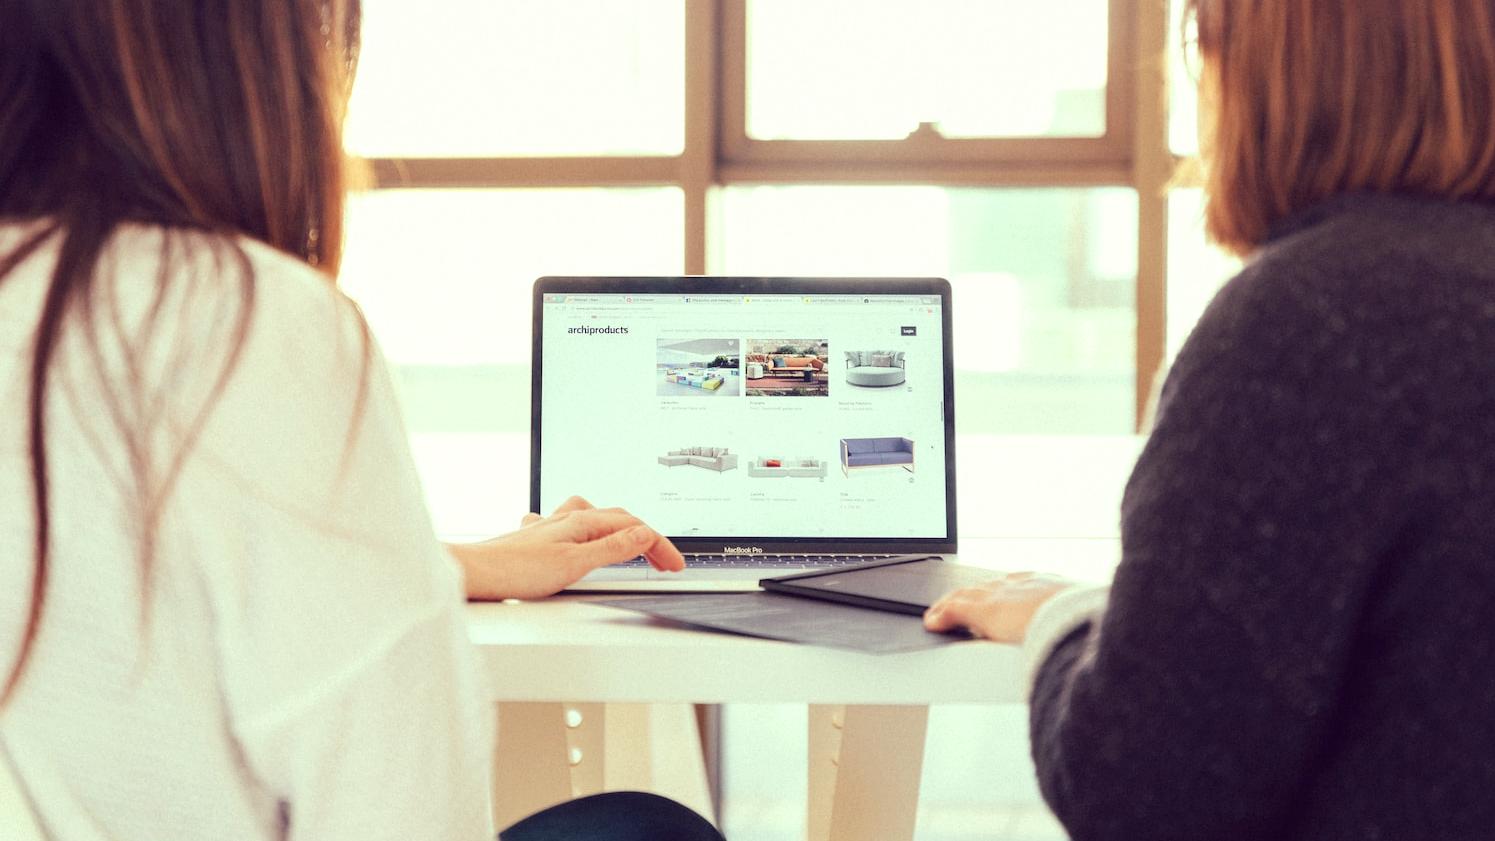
[568,325,629,335]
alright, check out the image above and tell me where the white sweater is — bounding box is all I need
[0,225,493,840]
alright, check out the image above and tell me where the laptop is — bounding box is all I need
[532,276,957,591]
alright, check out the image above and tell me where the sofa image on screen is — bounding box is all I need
[663,368,725,390]
[767,355,824,378]
[844,351,906,387]
[747,457,828,480]
[743,342,831,397]
[839,437,914,476]
[745,353,826,380]
[658,447,739,472]
[657,339,740,397]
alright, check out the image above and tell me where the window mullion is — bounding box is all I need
[684,0,720,274]
[1133,0,1172,431]
[362,157,679,189]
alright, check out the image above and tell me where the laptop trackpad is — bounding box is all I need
[646,567,787,581]
[584,566,651,581]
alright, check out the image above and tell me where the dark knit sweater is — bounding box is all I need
[1031,192,1495,841]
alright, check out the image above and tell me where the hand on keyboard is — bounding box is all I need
[447,496,685,599]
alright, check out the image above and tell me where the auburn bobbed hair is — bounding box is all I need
[1186,0,1495,254]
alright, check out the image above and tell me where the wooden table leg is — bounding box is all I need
[639,704,716,824]
[807,705,845,841]
[807,704,929,841]
[695,704,723,816]
[566,703,607,797]
[492,703,571,830]
[493,703,717,830]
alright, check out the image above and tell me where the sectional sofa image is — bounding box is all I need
[844,351,907,387]
[747,456,828,479]
[657,338,741,397]
[659,447,739,472]
[839,437,914,476]
[663,369,726,390]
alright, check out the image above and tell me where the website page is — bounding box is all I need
[539,293,949,539]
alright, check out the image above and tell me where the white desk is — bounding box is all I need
[468,538,1121,706]
[470,595,1025,704]
[419,435,1142,841]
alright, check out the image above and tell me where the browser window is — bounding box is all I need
[538,292,949,539]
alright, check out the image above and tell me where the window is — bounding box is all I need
[743,0,1110,141]
[714,185,1137,432]
[1165,0,1239,368]
[341,188,682,432]
[342,0,1194,436]
[345,0,685,157]
[1166,189,1241,362]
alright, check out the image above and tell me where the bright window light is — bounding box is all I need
[346,0,685,157]
[1166,189,1241,360]
[715,185,1137,433]
[746,0,1110,140]
[341,188,683,367]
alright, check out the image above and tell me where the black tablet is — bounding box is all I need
[760,555,1002,616]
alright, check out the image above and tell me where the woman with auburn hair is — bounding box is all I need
[926,1,1495,839]
[0,1,720,839]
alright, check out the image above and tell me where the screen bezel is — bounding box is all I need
[531,276,957,555]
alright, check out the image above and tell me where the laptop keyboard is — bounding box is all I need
[616,554,897,569]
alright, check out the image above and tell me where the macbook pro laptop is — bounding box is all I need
[532,276,957,591]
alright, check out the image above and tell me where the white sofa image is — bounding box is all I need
[844,351,906,387]
[747,457,828,479]
[658,447,739,472]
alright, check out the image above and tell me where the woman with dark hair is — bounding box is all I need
[927,2,1495,839]
[0,1,718,838]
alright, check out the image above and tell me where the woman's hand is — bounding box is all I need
[447,496,685,601]
[923,572,1078,643]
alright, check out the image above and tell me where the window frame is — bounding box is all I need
[718,0,1137,168]
[358,0,1175,430]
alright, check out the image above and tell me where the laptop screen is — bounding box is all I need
[532,277,956,553]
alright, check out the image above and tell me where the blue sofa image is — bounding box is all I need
[839,437,915,476]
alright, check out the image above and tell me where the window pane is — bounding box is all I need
[746,0,1109,140]
[341,188,683,431]
[346,0,685,157]
[1169,0,1200,155]
[1166,189,1241,360]
[714,186,1137,433]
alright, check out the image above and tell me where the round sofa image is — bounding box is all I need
[844,351,906,387]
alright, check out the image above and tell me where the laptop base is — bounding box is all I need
[564,553,953,593]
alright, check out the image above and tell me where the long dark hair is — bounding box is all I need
[0,0,362,705]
